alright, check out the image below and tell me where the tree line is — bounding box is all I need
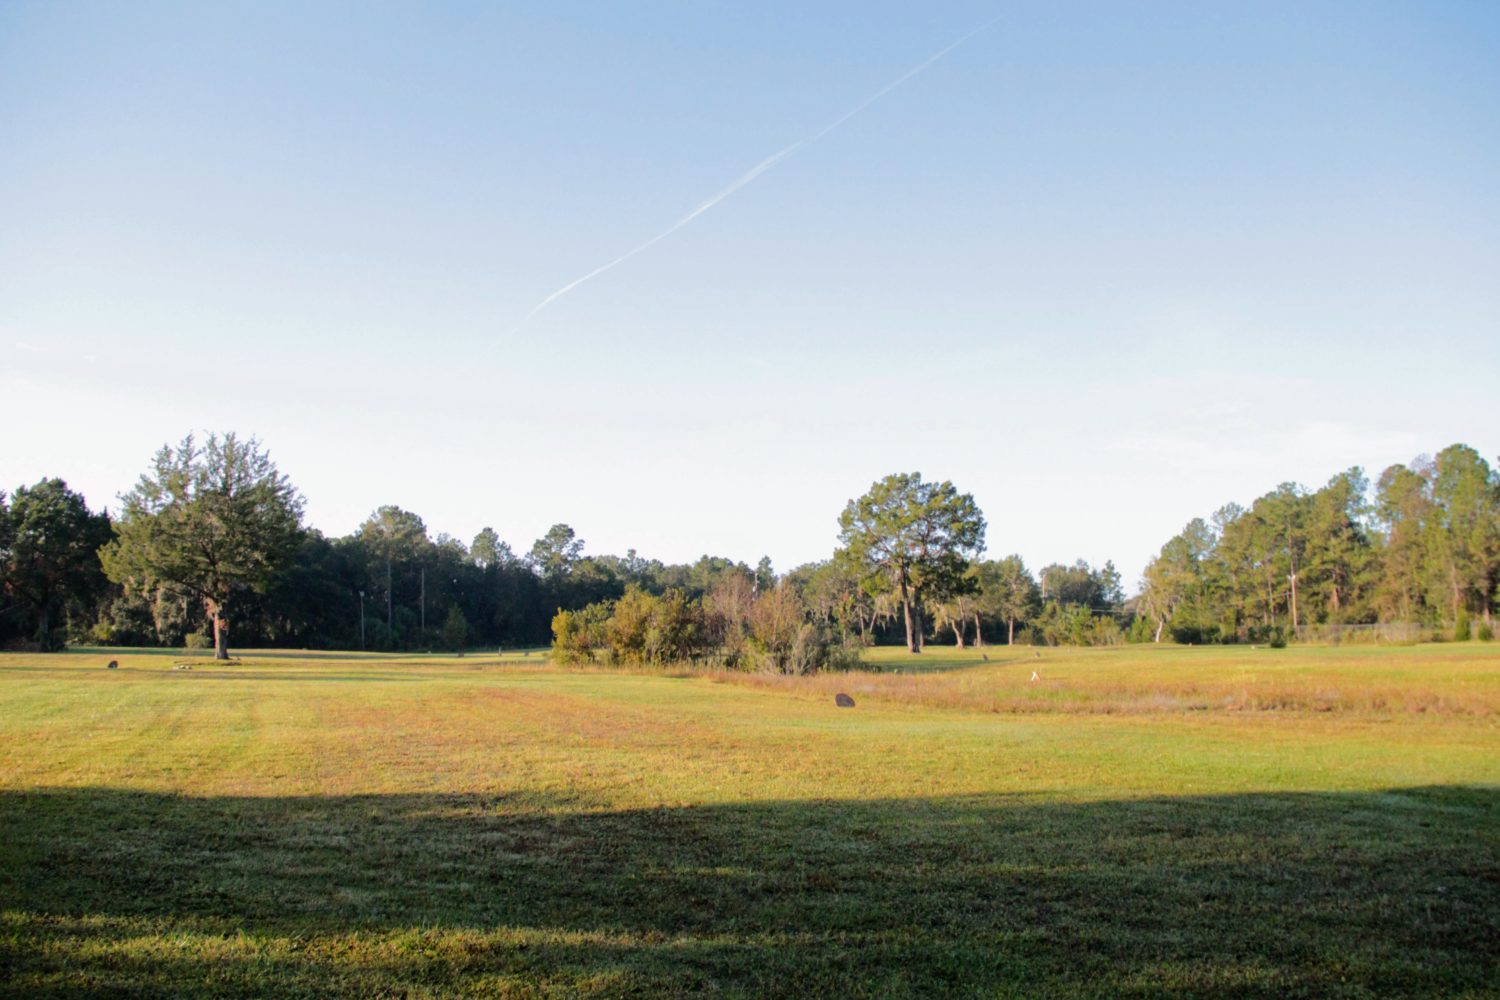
[1139,444,1500,643]
[1,434,1496,659]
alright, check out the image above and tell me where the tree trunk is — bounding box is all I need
[1153,618,1164,643]
[208,598,230,660]
[900,575,919,653]
[1007,616,1015,646]
[973,613,984,647]
[953,618,965,648]
[1288,571,1300,632]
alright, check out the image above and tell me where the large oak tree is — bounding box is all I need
[837,472,985,653]
[102,434,304,659]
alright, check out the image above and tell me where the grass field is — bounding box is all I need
[1,643,1497,997]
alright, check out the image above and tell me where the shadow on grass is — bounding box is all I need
[1,786,1496,997]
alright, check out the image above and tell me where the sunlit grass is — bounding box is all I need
[1,644,1496,996]
[716,641,1500,717]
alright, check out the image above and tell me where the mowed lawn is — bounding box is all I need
[1,644,1496,998]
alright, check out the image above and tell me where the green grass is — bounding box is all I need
[1,644,1497,997]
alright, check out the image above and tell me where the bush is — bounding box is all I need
[1247,624,1288,647]
[1454,610,1471,642]
[1169,623,1221,645]
[824,638,865,672]
[183,631,212,650]
[440,606,469,652]
[1478,622,1494,642]
[552,583,856,673]
[551,603,612,664]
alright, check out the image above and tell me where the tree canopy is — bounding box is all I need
[101,434,304,659]
[0,479,111,649]
[7,433,1500,655]
[837,472,986,653]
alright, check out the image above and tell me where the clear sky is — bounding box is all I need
[3,1,1497,587]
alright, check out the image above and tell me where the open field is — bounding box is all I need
[724,642,1500,716]
[2,644,1497,997]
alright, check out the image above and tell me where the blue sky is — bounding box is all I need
[3,1,1497,585]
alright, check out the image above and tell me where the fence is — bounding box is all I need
[1292,622,1429,645]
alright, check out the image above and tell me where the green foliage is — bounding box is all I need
[754,556,775,593]
[550,603,611,664]
[1454,609,1471,642]
[1137,448,1500,644]
[440,606,470,651]
[86,589,157,646]
[1168,620,1221,645]
[1032,601,1124,647]
[10,436,1500,657]
[550,581,852,673]
[748,584,804,672]
[102,434,304,659]
[837,472,985,653]
[529,524,584,579]
[469,527,503,568]
[972,554,1039,645]
[791,556,883,646]
[1039,559,1124,613]
[0,478,111,650]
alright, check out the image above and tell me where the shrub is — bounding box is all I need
[1454,610,1471,642]
[183,631,212,650]
[1478,622,1494,642]
[439,606,469,652]
[551,583,855,673]
[551,603,613,664]
[824,638,865,672]
[1247,624,1288,647]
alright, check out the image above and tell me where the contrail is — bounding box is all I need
[519,14,1000,324]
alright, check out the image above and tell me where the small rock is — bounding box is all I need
[835,693,856,708]
[106,660,118,670]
